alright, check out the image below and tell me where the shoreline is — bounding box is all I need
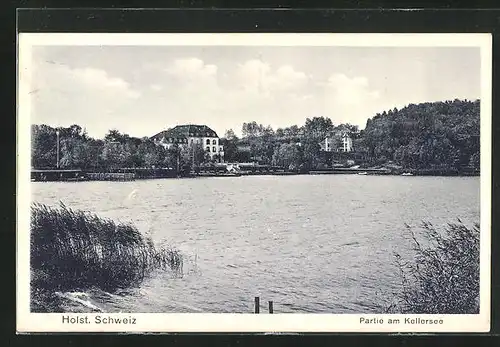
[30,170,480,182]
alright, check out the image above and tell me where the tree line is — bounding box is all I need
[31,98,480,174]
[224,99,480,173]
[223,118,360,171]
[31,125,209,175]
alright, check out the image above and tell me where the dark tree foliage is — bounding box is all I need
[361,99,480,171]
[272,143,302,170]
[30,125,199,172]
[303,116,334,141]
[220,138,239,163]
[31,124,58,168]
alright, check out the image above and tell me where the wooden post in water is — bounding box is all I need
[254,296,260,313]
[268,301,273,314]
[56,130,60,169]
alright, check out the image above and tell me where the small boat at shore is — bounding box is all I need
[401,172,414,176]
[357,172,368,175]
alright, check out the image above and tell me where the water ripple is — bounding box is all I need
[32,175,480,313]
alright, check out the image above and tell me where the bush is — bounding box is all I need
[30,203,182,310]
[388,221,480,314]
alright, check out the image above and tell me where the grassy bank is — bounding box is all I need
[388,221,480,314]
[30,203,182,312]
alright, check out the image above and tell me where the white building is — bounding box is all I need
[320,131,354,152]
[340,132,353,152]
[151,124,224,160]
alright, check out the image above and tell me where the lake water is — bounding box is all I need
[31,175,480,313]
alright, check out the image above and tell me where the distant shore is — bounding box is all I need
[31,167,480,182]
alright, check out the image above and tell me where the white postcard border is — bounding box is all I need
[16,33,492,333]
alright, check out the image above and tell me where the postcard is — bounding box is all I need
[17,32,491,333]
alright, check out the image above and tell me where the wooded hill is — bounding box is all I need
[358,99,480,172]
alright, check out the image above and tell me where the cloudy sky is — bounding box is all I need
[29,45,480,139]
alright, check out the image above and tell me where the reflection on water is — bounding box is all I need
[32,175,480,313]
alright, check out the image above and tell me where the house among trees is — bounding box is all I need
[30,99,479,175]
[320,130,354,152]
[151,124,225,161]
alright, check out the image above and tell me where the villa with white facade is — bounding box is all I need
[151,124,224,160]
[320,131,354,152]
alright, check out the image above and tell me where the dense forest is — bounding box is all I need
[360,99,480,172]
[31,99,480,174]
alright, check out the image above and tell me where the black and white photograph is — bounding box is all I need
[17,33,491,333]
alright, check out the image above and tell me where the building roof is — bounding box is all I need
[151,124,219,141]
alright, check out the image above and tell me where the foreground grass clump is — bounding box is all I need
[31,203,182,310]
[389,221,480,314]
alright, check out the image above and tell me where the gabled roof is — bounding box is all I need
[151,124,219,140]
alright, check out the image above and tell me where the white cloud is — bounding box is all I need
[130,58,316,135]
[34,62,140,99]
[164,58,218,86]
[326,73,380,105]
[31,46,481,138]
[72,67,140,98]
[320,73,384,127]
[273,65,309,90]
[150,84,163,92]
[31,56,390,138]
[235,60,309,96]
[139,58,335,134]
[235,59,271,93]
[31,61,141,136]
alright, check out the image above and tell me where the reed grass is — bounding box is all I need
[388,221,480,314]
[30,203,182,299]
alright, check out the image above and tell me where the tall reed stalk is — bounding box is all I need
[30,203,182,296]
[388,221,480,314]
